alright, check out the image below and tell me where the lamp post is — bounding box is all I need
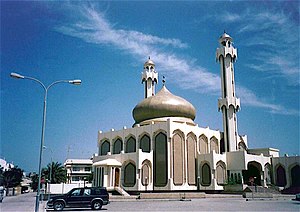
[43,146,53,202]
[10,72,81,212]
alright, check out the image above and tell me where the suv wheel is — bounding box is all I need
[92,200,102,210]
[53,201,65,211]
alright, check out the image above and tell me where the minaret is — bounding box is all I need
[216,32,240,152]
[142,57,158,98]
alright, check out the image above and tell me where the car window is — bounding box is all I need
[70,189,81,196]
[83,189,91,196]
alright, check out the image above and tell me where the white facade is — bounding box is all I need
[64,159,93,184]
[89,33,299,193]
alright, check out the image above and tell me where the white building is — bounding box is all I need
[90,33,299,193]
[64,159,93,184]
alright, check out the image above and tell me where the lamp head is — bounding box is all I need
[69,79,81,85]
[10,72,25,79]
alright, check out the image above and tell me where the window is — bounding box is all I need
[85,167,91,172]
[101,140,110,155]
[123,163,136,187]
[72,176,80,181]
[113,138,123,154]
[71,189,81,196]
[140,134,150,153]
[83,189,91,196]
[126,137,136,153]
[72,167,80,171]
[201,163,211,186]
[154,132,167,187]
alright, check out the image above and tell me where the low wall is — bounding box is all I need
[48,183,92,194]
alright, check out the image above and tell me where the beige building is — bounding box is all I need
[90,33,299,193]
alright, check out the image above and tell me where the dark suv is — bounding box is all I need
[47,187,109,211]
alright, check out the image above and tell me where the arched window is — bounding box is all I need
[100,140,110,156]
[238,142,247,151]
[276,165,286,187]
[291,165,300,187]
[173,133,183,185]
[216,161,226,185]
[264,163,272,185]
[141,162,151,186]
[220,138,225,153]
[201,163,211,186]
[140,134,150,153]
[113,138,123,154]
[154,132,167,187]
[187,134,196,185]
[126,136,136,153]
[210,137,219,153]
[199,135,208,154]
[123,163,136,187]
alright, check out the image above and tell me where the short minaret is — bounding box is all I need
[216,32,240,152]
[142,57,158,98]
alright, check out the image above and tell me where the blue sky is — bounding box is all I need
[1,1,299,172]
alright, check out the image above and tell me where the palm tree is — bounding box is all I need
[42,162,66,184]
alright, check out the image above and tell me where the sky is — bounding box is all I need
[1,1,299,173]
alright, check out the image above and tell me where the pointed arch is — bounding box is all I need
[125,135,136,153]
[276,164,286,187]
[141,160,152,186]
[113,137,123,154]
[201,162,211,186]
[210,136,219,153]
[123,161,136,187]
[238,141,247,151]
[264,163,272,185]
[100,140,110,156]
[216,161,226,185]
[290,164,300,187]
[172,131,184,185]
[199,134,208,154]
[154,132,168,187]
[187,132,196,185]
[139,133,151,153]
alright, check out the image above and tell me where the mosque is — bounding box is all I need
[90,33,299,193]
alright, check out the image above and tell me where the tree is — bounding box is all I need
[30,172,38,191]
[0,167,4,186]
[3,167,23,188]
[42,162,67,184]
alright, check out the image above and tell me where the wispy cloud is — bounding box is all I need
[57,5,220,94]
[231,9,299,86]
[57,4,298,116]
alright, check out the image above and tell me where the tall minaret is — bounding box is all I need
[216,32,240,152]
[142,57,158,98]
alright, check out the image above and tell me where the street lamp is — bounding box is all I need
[43,146,53,202]
[10,72,81,212]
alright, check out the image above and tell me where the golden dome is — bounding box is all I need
[133,85,196,125]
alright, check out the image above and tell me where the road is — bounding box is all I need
[0,192,299,211]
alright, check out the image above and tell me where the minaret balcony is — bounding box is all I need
[218,97,240,111]
[141,70,158,82]
[216,47,237,61]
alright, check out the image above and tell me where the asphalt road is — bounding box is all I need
[1,192,299,211]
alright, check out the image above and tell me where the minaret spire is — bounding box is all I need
[141,57,158,98]
[216,32,240,152]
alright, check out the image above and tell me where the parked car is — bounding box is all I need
[293,193,300,201]
[47,187,109,211]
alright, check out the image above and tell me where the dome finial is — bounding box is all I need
[162,76,166,86]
